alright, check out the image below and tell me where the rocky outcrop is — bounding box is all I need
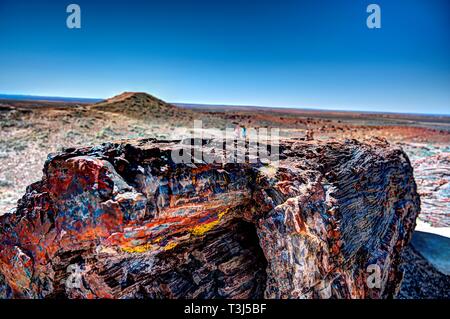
[0,138,419,299]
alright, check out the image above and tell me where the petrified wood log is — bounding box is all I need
[0,138,419,299]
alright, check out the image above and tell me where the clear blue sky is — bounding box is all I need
[0,0,449,114]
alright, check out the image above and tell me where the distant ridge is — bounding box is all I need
[0,94,102,104]
[2,92,449,118]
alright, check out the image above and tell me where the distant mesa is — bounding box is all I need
[100,91,171,106]
[91,91,181,119]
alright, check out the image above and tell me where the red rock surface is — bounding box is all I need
[0,138,419,298]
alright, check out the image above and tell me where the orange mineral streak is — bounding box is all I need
[107,207,232,253]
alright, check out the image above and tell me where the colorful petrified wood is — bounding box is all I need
[0,138,419,298]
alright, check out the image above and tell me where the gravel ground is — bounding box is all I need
[398,244,450,299]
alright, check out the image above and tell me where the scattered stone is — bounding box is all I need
[0,179,12,188]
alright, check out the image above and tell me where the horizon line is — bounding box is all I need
[1,92,449,118]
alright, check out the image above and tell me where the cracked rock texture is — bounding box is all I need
[0,138,419,299]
